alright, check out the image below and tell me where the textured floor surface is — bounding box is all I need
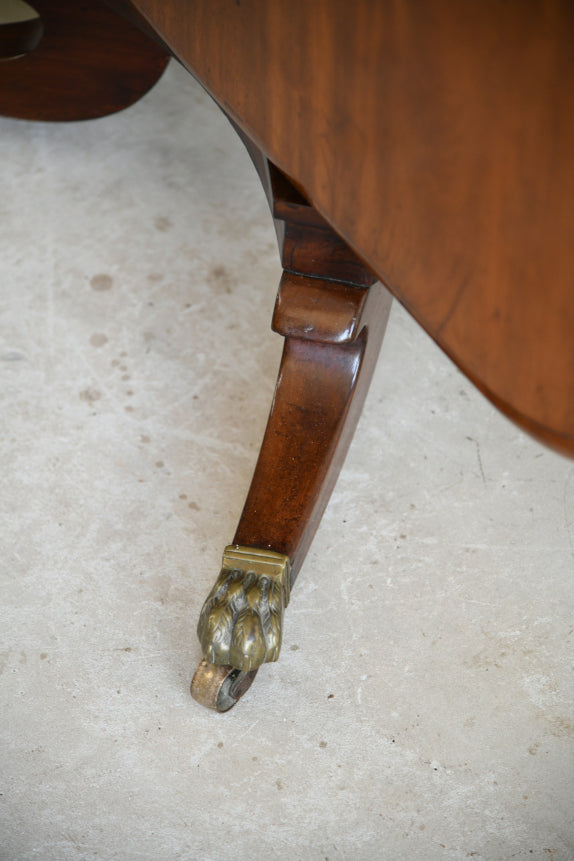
[1,61,573,861]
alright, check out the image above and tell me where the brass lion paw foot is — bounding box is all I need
[196,546,291,672]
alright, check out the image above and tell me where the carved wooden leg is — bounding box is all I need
[191,160,392,710]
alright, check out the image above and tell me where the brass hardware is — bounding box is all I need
[190,659,258,712]
[197,545,291,672]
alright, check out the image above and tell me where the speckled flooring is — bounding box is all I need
[1,61,573,861]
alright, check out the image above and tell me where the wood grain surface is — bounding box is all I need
[0,0,168,121]
[126,0,574,456]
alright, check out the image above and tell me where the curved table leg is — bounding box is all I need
[192,162,392,710]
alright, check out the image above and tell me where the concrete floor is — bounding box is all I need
[1,61,573,861]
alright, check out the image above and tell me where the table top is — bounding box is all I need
[128,0,574,457]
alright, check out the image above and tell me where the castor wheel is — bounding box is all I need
[190,659,258,712]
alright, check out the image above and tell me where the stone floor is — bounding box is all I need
[1,61,573,861]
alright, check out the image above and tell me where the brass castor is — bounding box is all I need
[191,547,288,711]
[190,659,258,712]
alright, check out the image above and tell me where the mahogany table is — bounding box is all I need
[2,0,572,710]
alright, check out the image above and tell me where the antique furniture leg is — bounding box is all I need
[191,157,392,710]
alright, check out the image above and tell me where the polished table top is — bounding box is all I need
[127,0,574,458]
[1,0,572,457]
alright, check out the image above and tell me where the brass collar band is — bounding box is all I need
[222,545,291,605]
